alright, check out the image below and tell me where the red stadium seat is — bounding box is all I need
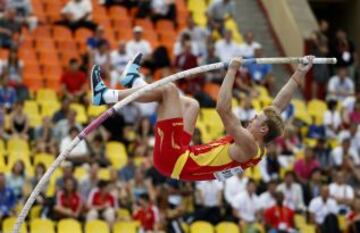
[155,20,175,32]
[52,26,73,41]
[32,26,52,38]
[109,6,128,20]
[75,28,93,43]
[134,19,154,31]
[56,40,78,52]
[111,18,132,31]
[24,76,44,91]
[46,79,61,92]
[116,29,133,41]
[42,65,63,79]
[23,64,42,75]
[35,38,56,51]
[0,49,9,59]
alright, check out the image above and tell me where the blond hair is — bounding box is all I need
[263,106,285,143]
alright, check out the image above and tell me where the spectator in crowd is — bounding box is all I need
[87,25,108,51]
[331,137,360,167]
[342,92,360,120]
[309,185,339,232]
[129,168,155,203]
[331,30,357,69]
[31,163,49,208]
[194,180,223,224]
[174,32,200,57]
[314,138,333,171]
[118,102,141,126]
[259,142,281,183]
[132,193,159,232]
[55,161,76,191]
[245,48,275,95]
[329,170,354,214]
[0,173,16,219]
[87,180,117,226]
[327,67,354,102]
[233,96,256,125]
[338,123,360,154]
[149,0,176,23]
[264,192,295,233]
[349,101,360,124]
[231,179,261,233]
[203,44,223,83]
[87,134,110,167]
[323,99,342,139]
[294,147,320,184]
[182,15,209,58]
[80,162,99,199]
[10,101,29,140]
[126,26,152,58]
[224,173,249,205]
[303,169,323,206]
[347,198,360,233]
[0,76,17,109]
[60,127,89,165]
[214,29,240,63]
[52,98,71,123]
[119,155,136,182]
[110,41,130,88]
[207,0,234,33]
[6,159,25,200]
[0,8,21,49]
[54,177,83,220]
[34,116,56,154]
[239,31,262,58]
[60,58,87,103]
[258,180,277,210]
[58,0,97,32]
[54,109,82,142]
[89,40,111,75]
[277,171,305,212]
[275,125,300,156]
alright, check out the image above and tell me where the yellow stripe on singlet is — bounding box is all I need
[170,152,189,179]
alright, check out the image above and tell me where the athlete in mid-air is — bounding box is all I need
[90,53,314,181]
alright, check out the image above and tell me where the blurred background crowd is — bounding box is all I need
[0,0,359,233]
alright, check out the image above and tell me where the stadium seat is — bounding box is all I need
[35,38,56,52]
[190,221,214,233]
[85,220,109,233]
[117,209,131,220]
[75,28,93,43]
[56,40,78,53]
[87,105,107,117]
[203,83,220,101]
[36,88,58,104]
[7,138,30,155]
[32,26,52,38]
[3,217,27,233]
[113,221,137,233]
[0,154,6,172]
[307,99,328,125]
[0,139,5,156]
[294,214,306,228]
[98,168,111,180]
[24,100,40,116]
[46,79,62,92]
[41,101,61,117]
[109,6,128,20]
[155,20,175,32]
[134,19,154,31]
[70,103,88,124]
[29,205,42,219]
[34,153,55,169]
[58,219,82,233]
[74,167,87,180]
[105,142,128,169]
[299,224,316,233]
[52,26,73,41]
[28,113,43,128]
[30,219,55,233]
[24,76,44,91]
[215,222,239,233]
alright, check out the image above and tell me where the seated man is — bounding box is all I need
[89,53,314,181]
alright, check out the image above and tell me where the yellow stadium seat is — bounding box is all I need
[193,12,207,26]
[215,222,239,233]
[225,19,243,44]
[304,138,317,148]
[85,220,109,233]
[4,114,11,131]
[29,205,42,219]
[34,153,55,169]
[0,154,6,172]
[307,99,327,125]
[292,99,307,113]
[88,105,107,117]
[294,214,306,228]
[70,103,88,124]
[29,114,42,128]
[190,221,214,233]
[0,139,5,155]
[36,88,58,104]
[117,208,131,220]
[114,221,137,233]
[24,100,40,115]
[7,138,30,155]
[30,219,55,233]
[299,224,316,233]
[58,219,82,233]
[46,168,62,197]
[98,168,110,180]
[41,101,61,117]
[105,142,128,169]
[188,0,206,13]
[75,167,87,180]
[7,152,33,176]
[3,217,27,233]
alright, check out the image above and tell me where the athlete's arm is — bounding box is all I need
[271,56,314,113]
[216,58,258,162]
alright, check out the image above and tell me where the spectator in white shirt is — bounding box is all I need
[323,99,342,139]
[338,123,360,154]
[231,179,261,232]
[60,126,89,165]
[215,29,241,62]
[329,170,354,214]
[224,173,249,204]
[57,0,97,32]
[331,137,360,166]
[126,26,152,58]
[90,40,111,75]
[276,171,305,211]
[233,96,256,125]
[258,180,277,210]
[309,185,338,226]
[327,67,354,102]
[239,31,262,58]
[207,0,234,32]
[195,180,223,224]
[110,41,130,88]
[173,32,200,57]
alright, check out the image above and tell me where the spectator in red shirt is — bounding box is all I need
[86,180,117,226]
[60,58,87,103]
[264,192,295,233]
[53,177,83,220]
[294,147,320,184]
[347,198,360,233]
[133,193,159,232]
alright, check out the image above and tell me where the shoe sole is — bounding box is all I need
[120,53,143,87]
[90,65,97,105]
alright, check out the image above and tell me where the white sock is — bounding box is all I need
[132,77,148,88]
[102,89,119,104]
